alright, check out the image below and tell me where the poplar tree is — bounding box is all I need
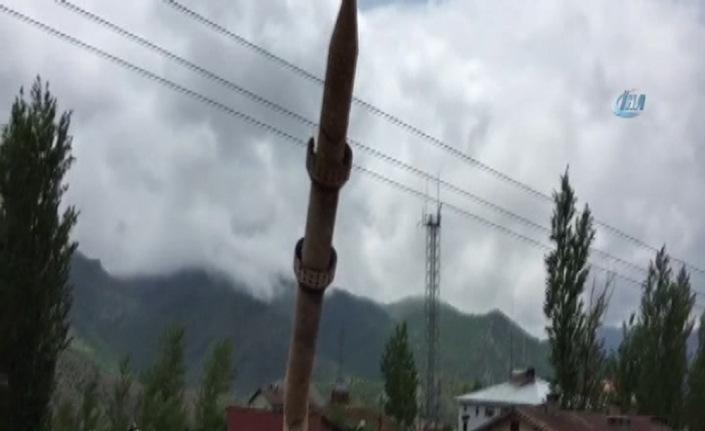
[106,356,134,431]
[138,326,187,431]
[686,313,705,431]
[544,170,608,409]
[635,248,694,429]
[51,399,77,431]
[380,322,418,430]
[194,340,235,431]
[613,315,641,413]
[77,368,102,431]
[0,77,78,431]
[577,278,611,410]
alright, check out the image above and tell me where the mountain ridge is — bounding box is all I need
[67,251,551,400]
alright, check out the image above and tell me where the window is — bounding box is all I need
[485,407,495,417]
[510,419,520,431]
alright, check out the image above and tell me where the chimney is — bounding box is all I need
[525,367,535,383]
[545,393,559,413]
[510,368,535,386]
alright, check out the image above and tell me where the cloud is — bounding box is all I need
[1,0,705,336]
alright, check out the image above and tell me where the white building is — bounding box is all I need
[455,368,550,431]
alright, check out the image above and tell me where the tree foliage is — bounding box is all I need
[51,399,77,431]
[612,315,640,413]
[577,278,612,409]
[138,326,188,431]
[77,368,102,431]
[106,356,134,431]
[543,170,608,410]
[632,249,694,429]
[0,77,78,431]
[686,313,705,431]
[380,322,418,430]
[194,339,235,431]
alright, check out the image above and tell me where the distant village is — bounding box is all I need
[222,366,671,431]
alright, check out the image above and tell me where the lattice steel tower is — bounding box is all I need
[422,199,441,430]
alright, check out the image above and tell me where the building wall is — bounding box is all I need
[457,402,510,431]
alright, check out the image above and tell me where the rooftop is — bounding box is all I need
[476,406,673,431]
[455,376,550,406]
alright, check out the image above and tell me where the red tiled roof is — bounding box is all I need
[227,406,328,431]
[476,406,674,431]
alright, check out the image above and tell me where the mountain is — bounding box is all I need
[67,252,550,402]
[386,298,551,383]
[70,253,295,397]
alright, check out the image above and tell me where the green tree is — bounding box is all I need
[51,399,77,431]
[138,326,187,431]
[78,368,102,431]
[635,248,694,429]
[106,356,133,431]
[194,339,235,431]
[686,313,705,431]
[380,322,418,430]
[612,315,641,414]
[577,278,611,410]
[0,77,78,431]
[543,170,607,409]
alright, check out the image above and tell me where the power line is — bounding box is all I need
[160,0,705,277]
[57,0,547,228]
[3,4,704,308]
[53,0,664,279]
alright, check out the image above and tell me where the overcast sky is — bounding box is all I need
[1,0,705,336]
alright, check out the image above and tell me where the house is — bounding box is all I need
[231,378,397,431]
[472,402,674,431]
[455,368,550,431]
[247,380,326,413]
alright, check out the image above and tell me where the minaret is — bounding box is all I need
[283,1,358,430]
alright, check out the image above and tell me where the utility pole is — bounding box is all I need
[282,1,358,431]
[422,187,441,430]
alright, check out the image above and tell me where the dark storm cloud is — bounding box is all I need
[2,0,705,335]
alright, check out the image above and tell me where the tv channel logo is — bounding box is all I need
[612,89,646,118]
